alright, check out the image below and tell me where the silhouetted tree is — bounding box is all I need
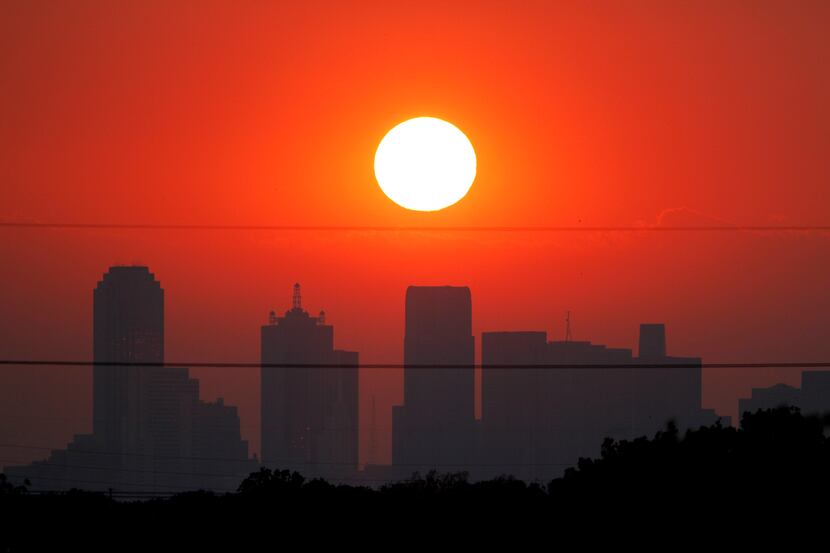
[0,473,29,497]
[547,406,830,511]
[3,406,828,541]
[236,467,306,496]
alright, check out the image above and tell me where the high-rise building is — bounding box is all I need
[638,323,667,358]
[479,323,720,481]
[800,371,830,415]
[392,286,476,473]
[260,284,359,480]
[6,266,254,492]
[480,331,547,480]
[92,266,164,454]
[629,323,706,437]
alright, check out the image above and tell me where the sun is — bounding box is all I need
[374,117,476,212]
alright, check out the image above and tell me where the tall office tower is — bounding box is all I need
[480,331,548,480]
[260,284,359,480]
[479,322,716,482]
[392,286,476,472]
[799,371,830,416]
[480,331,634,481]
[639,323,667,358]
[6,266,254,492]
[93,266,164,453]
[631,323,705,438]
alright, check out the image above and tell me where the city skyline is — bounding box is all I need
[2,0,830,542]
[4,1,830,478]
[4,266,255,492]
[6,263,828,492]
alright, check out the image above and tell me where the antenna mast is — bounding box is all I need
[292,283,302,310]
[565,310,573,342]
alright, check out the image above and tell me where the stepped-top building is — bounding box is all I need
[260,283,359,481]
[6,266,254,493]
[479,323,722,481]
[739,371,830,420]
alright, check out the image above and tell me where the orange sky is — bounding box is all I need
[2,0,830,469]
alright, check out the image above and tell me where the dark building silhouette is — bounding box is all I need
[801,371,830,414]
[260,284,359,481]
[480,323,721,481]
[392,286,476,473]
[92,266,163,457]
[6,266,254,492]
[638,323,667,358]
[738,370,830,417]
[480,331,555,482]
[628,323,709,438]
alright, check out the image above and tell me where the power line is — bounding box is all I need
[0,359,828,369]
[1,222,829,232]
[0,464,397,493]
[0,442,287,466]
[27,490,181,498]
[0,443,574,467]
[13,470,437,495]
[0,457,250,480]
[1,454,540,492]
[0,472,240,493]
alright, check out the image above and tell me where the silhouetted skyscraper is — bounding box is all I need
[392,286,476,472]
[638,323,667,358]
[800,371,830,415]
[480,322,719,481]
[93,266,164,454]
[480,331,547,480]
[260,284,359,480]
[6,266,254,492]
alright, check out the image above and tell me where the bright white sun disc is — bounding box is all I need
[374,117,476,211]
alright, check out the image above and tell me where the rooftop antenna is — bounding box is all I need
[292,283,302,310]
[565,310,573,342]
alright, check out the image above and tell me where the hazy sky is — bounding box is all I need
[2,0,829,468]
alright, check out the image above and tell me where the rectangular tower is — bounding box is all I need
[480,331,547,480]
[393,285,476,472]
